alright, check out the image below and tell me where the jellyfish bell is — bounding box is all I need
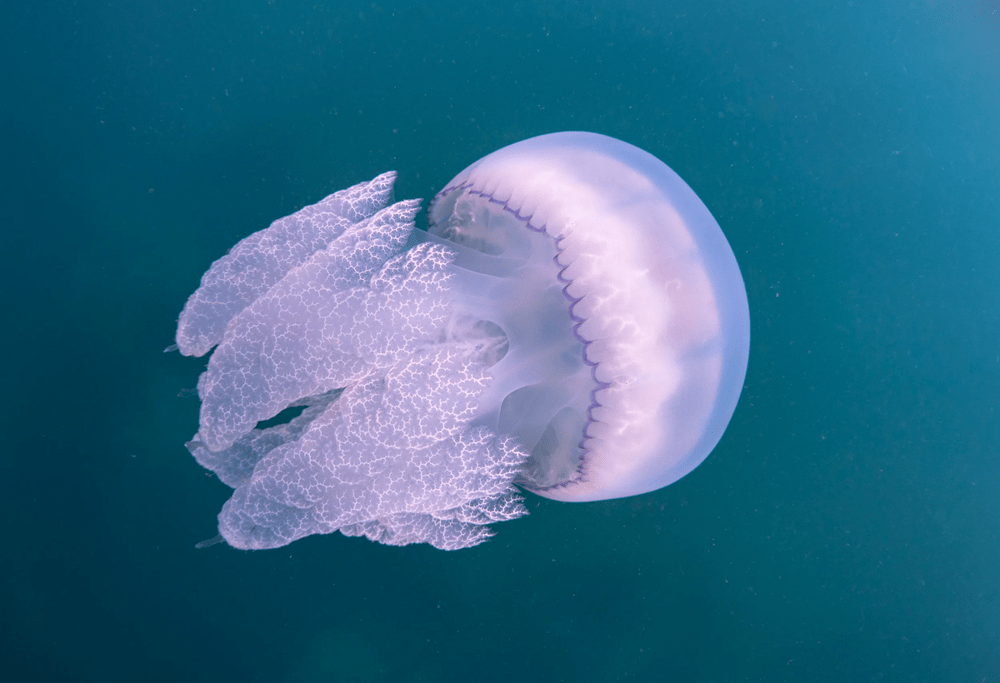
[174,131,749,550]
[425,132,750,502]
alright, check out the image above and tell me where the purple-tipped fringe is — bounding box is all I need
[428,182,617,494]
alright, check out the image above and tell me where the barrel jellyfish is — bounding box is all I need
[173,132,750,550]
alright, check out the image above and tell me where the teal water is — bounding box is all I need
[2,1,998,681]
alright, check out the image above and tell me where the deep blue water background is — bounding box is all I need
[2,1,998,681]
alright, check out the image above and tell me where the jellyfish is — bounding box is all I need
[173,132,750,550]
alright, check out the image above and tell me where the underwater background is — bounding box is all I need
[1,0,998,681]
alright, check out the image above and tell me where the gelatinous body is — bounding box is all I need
[175,132,750,550]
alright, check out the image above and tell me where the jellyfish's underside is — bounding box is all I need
[175,132,750,550]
